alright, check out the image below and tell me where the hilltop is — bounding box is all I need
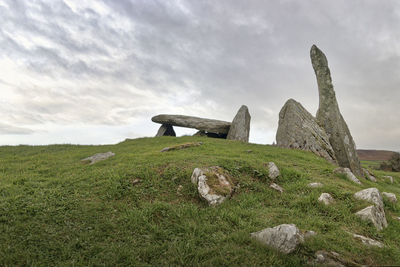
[0,136,399,266]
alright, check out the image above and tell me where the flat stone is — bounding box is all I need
[355,205,387,231]
[227,105,251,142]
[318,193,335,205]
[270,183,284,193]
[362,168,377,182]
[152,114,231,134]
[352,233,384,248]
[160,142,202,152]
[267,162,280,180]
[308,182,323,188]
[334,167,362,184]
[311,45,362,176]
[81,152,115,165]
[276,99,336,163]
[250,224,304,254]
[191,166,234,206]
[155,124,176,137]
[382,192,397,203]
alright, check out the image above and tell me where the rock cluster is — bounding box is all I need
[152,105,251,142]
[354,188,387,231]
[276,45,362,176]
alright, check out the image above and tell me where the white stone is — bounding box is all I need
[270,183,284,193]
[250,224,304,254]
[81,152,115,165]
[383,175,394,184]
[308,182,323,188]
[354,188,384,208]
[268,162,280,179]
[362,168,377,182]
[382,192,397,203]
[318,193,335,205]
[352,233,384,248]
[334,167,361,184]
[355,205,387,231]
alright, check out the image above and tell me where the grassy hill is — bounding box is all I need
[0,136,399,266]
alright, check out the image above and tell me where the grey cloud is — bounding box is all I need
[0,122,34,135]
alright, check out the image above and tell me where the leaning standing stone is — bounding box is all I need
[310,45,362,176]
[227,105,251,142]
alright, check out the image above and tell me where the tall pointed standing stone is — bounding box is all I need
[227,105,251,142]
[310,45,362,176]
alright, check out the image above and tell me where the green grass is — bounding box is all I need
[0,136,399,266]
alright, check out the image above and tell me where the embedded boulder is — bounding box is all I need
[382,192,397,203]
[81,152,115,165]
[155,124,176,137]
[191,167,234,206]
[310,45,362,176]
[363,168,377,182]
[318,193,335,205]
[227,105,251,142]
[334,167,361,185]
[276,99,336,163]
[354,188,387,231]
[354,188,384,208]
[352,233,384,248]
[250,224,304,254]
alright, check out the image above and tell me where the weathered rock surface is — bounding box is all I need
[155,124,176,137]
[191,167,234,206]
[250,224,304,254]
[383,175,394,184]
[355,206,387,231]
[276,99,336,163]
[382,192,397,203]
[354,188,384,208]
[270,183,284,193]
[352,233,384,248]
[310,251,345,267]
[227,105,251,142]
[311,45,362,176]
[362,168,377,182]
[318,193,335,205]
[267,162,280,179]
[81,152,115,165]
[308,182,324,188]
[152,114,231,134]
[334,167,361,185]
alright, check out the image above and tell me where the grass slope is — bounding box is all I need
[0,136,399,266]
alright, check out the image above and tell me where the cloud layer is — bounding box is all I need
[0,0,399,150]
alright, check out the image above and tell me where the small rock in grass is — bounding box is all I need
[191,166,235,206]
[177,185,183,195]
[383,175,394,184]
[250,224,304,254]
[318,193,335,205]
[267,162,280,179]
[131,179,141,185]
[334,167,361,185]
[311,251,345,267]
[303,230,317,239]
[362,168,377,182]
[270,183,284,193]
[352,233,384,248]
[81,152,115,165]
[382,192,397,203]
[308,182,323,188]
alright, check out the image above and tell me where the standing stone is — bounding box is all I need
[276,99,336,163]
[267,162,280,180]
[155,124,176,137]
[227,105,251,142]
[310,45,362,176]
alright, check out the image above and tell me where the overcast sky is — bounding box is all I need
[1,0,399,150]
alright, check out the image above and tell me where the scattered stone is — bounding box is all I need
[383,175,394,184]
[352,233,384,248]
[308,182,323,188]
[152,114,231,135]
[276,98,336,163]
[227,105,251,142]
[81,152,115,165]
[161,142,202,152]
[355,205,387,231]
[177,185,183,195]
[354,188,384,208]
[318,193,335,205]
[270,183,284,193]
[382,192,397,203]
[131,178,141,185]
[303,230,317,239]
[334,167,361,185]
[311,45,362,176]
[311,251,345,267]
[362,168,377,182]
[267,162,280,180]
[155,124,176,137]
[191,166,234,206]
[394,216,400,221]
[250,224,304,254]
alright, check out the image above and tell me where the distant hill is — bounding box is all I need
[357,149,396,161]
